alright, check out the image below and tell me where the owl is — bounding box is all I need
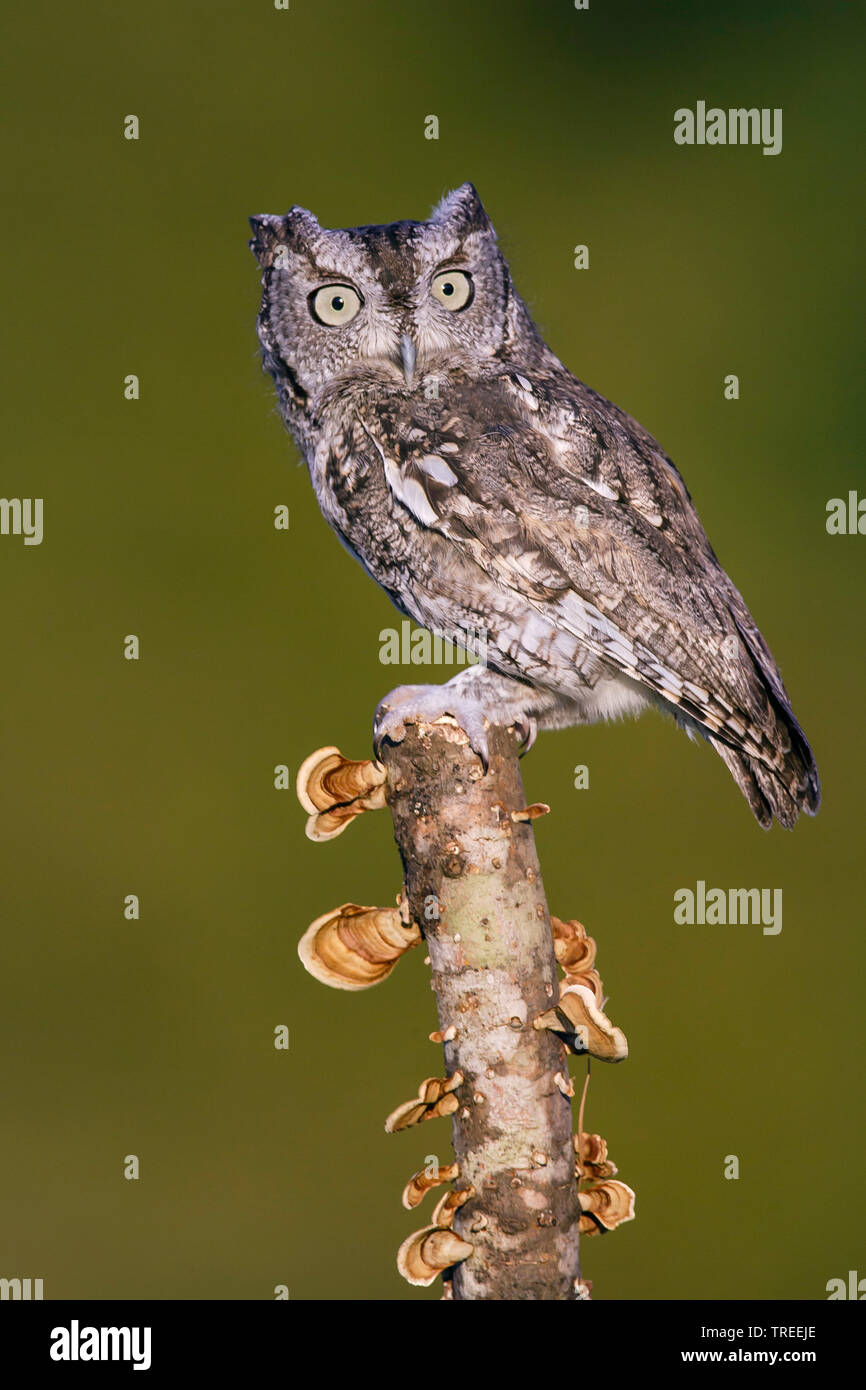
[249,184,819,828]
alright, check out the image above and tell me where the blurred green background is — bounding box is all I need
[1,0,863,1300]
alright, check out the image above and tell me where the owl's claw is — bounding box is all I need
[514,715,538,757]
[373,684,492,770]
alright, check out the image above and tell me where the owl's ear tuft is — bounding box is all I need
[249,214,286,268]
[249,207,321,267]
[431,183,492,235]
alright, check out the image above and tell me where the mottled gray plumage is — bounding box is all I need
[249,184,819,828]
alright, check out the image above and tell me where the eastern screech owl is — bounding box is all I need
[249,183,819,829]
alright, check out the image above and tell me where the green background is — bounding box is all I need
[2,0,863,1300]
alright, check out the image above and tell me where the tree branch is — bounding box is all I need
[381,717,582,1301]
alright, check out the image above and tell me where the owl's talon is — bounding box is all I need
[514,715,538,757]
[373,683,492,771]
[373,685,425,760]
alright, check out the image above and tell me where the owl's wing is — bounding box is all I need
[360,372,819,826]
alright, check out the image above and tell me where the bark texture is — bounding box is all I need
[382,717,581,1300]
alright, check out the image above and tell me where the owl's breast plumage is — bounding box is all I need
[303,363,798,776]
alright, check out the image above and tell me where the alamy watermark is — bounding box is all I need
[674,880,782,935]
[50,1321,151,1371]
[1,1276,43,1299]
[827,1270,865,1299]
[0,498,43,545]
[826,491,865,535]
[379,620,488,667]
[674,103,782,156]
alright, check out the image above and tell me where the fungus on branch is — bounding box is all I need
[510,802,550,823]
[574,1132,618,1181]
[534,984,629,1062]
[396,1225,474,1288]
[551,916,597,977]
[402,1162,460,1211]
[577,1180,636,1235]
[298,904,421,990]
[296,745,387,841]
[431,1185,475,1228]
[384,1073,464,1133]
[534,916,628,1062]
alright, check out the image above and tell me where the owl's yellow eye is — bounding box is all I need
[310,284,362,326]
[431,270,473,311]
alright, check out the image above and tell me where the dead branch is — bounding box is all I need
[296,718,633,1300]
[380,717,582,1300]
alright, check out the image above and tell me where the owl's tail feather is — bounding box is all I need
[708,718,821,830]
[711,616,822,828]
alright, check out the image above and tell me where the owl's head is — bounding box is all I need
[249,184,538,403]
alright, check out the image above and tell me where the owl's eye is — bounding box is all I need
[431,270,474,311]
[310,284,362,327]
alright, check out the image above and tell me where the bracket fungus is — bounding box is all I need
[296,745,387,841]
[551,916,597,978]
[577,1180,636,1235]
[534,983,628,1062]
[384,1072,464,1133]
[396,1225,474,1287]
[574,1132,635,1237]
[402,1162,460,1211]
[534,915,628,1062]
[298,904,421,990]
[430,1185,474,1228]
[574,1132,618,1181]
[510,802,550,823]
[428,1024,457,1044]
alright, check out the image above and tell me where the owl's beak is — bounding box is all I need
[399,334,417,389]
